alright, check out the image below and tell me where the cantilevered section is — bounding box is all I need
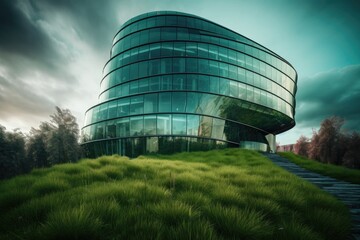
[81,11,297,157]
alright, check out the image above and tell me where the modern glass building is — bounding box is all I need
[81,11,297,158]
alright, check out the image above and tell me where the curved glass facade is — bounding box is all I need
[81,11,297,157]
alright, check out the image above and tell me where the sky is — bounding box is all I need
[1,0,360,144]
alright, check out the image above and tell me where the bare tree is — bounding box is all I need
[343,132,360,169]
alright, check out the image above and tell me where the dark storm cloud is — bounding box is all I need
[296,64,360,131]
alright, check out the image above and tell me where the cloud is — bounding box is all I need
[295,64,360,132]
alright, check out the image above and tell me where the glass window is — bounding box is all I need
[138,61,148,78]
[108,101,117,118]
[209,76,219,93]
[157,114,171,135]
[130,47,139,63]
[138,78,149,93]
[117,118,129,137]
[139,29,149,44]
[211,118,225,139]
[159,92,171,112]
[218,47,228,62]
[130,96,144,115]
[209,45,218,60]
[173,58,185,73]
[149,59,161,75]
[198,75,210,92]
[247,86,254,102]
[186,42,197,57]
[173,75,185,90]
[209,61,219,75]
[138,45,149,60]
[161,27,176,40]
[121,65,130,82]
[149,76,160,91]
[149,28,160,42]
[177,28,189,40]
[198,59,209,73]
[187,115,199,135]
[95,123,104,139]
[186,74,197,91]
[219,78,229,95]
[198,43,208,58]
[238,82,246,100]
[161,42,173,56]
[237,52,245,66]
[199,116,212,137]
[130,116,144,136]
[166,16,177,26]
[129,63,138,80]
[99,103,108,121]
[219,62,228,77]
[106,121,117,138]
[149,44,161,58]
[161,75,172,90]
[186,58,197,73]
[144,93,158,113]
[172,114,186,135]
[230,81,238,97]
[229,65,237,80]
[161,58,172,74]
[144,115,157,135]
[238,68,245,82]
[172,92,186,112]
[129,80,138,94]
[173,42,185,56]
[186,92,198,113]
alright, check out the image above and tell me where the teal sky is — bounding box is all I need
[1,0,359,144]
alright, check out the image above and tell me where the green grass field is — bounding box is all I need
[0,149,351,239]
[278,152,360,184]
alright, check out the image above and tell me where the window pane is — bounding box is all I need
[159,92,171,112]
[117,98,130,117]
[130,116,144,136]
[117,118,130,137]
[198,75,210,92]
[172,92,186,112]
[161,75,172,90]
[199,116,212,137]
[108,101,117,118]
[211,118,225,139]
[187,115,199,135]
[157,114,171,135]
[172,114,186,135]
[144,115,157,135]
[149,76,160,91]
[173,75,186,90]
[186,92,198,113]
[144,93,158,113]
[130,96,144,115]
[186,74,197,90]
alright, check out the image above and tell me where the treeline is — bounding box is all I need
[294,116,360,169]
[0,107,81,179]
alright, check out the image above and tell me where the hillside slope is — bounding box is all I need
[0,149,351,239]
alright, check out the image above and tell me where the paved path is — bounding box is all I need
[263,153,360,240]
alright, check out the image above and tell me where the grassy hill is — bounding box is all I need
[0,149,351,239]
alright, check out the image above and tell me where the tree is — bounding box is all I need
[47,107,80,164]
[342,132,360,169]
[294,135,309,157]
[26,107,81,167]
[26,123,52,168]
[0,125,27,179]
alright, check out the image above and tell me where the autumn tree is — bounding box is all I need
[294,135,309,157]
